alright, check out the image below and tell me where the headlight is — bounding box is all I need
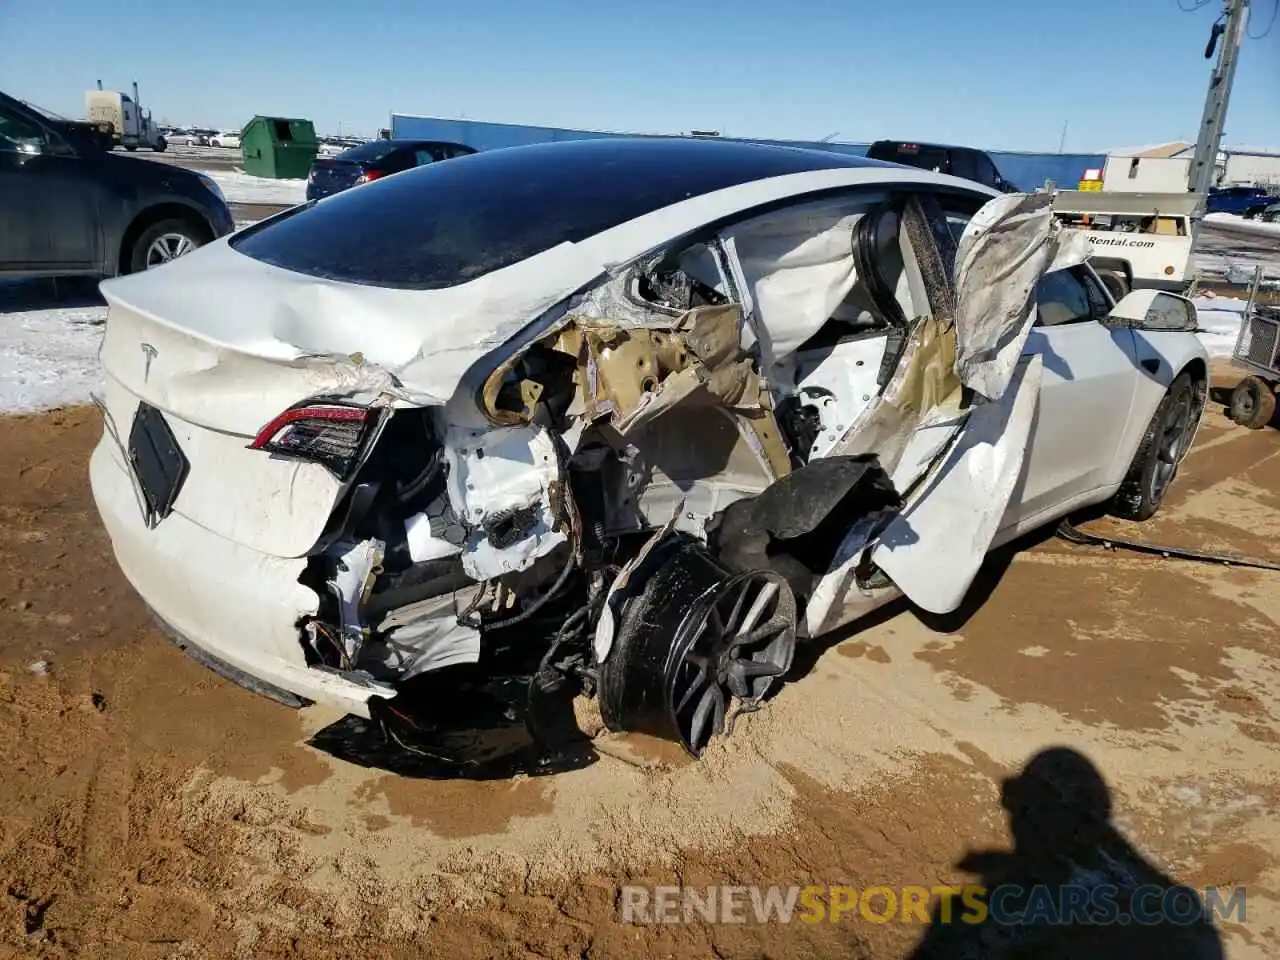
[197,173,226,204]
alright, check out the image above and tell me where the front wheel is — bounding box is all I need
[128,219,204,273]
[1109,372,1204,521]
[152,137,167,153]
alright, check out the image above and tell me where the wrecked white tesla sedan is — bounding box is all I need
[90,138,1208,758]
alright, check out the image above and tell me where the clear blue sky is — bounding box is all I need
[2,0,1276,151]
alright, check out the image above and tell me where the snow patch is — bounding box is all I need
[0,281,106,413]
[1203,213,1280,241]
[206,169,307,206]
[1193,295,1247,359]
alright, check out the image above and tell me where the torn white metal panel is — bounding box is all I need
[792,335,889,460]
[91,439,392,716]
[372,594,482,680]
[826,314,957,477]
[888,403,971,493]
[327,539,385,661]
[952,194,1089,400]
[403,512,465,562]
[801,511,902,638]
[871,355,1044,615]
[443,421,566,580]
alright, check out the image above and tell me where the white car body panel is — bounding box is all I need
[90,441,389,714]
[89,150,1208,712]
[872,355,1043,615]
[1005,322,1140,525]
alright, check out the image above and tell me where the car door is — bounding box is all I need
[1002,266,1140,529]
[0,102,100,272]
[0,101,50,269]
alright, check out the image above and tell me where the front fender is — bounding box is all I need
[1115,329,1209,483]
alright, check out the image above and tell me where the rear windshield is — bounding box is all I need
[867,142,950,174]
[335,140,398,162]
[230,137,874,290]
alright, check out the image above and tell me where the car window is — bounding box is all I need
[972,152,998,187]
[1036,268,1104,327]
[0,104,44,154]
[949,150,978,182]
[230,137,876,290]
[867,142,950,174]
[414,149,439,166]
[337,140,398,162]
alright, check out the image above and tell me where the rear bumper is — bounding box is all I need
[89,435,387,716]
[305,184,347,201]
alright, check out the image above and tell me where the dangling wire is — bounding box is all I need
[1248,0,1278,38]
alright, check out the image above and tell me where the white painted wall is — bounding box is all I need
[1101,155,1190,192]
[1223,153,1280,187]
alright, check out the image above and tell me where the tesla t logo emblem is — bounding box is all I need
[140,343,158,382]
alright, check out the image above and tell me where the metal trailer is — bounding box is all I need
[1050,189,1202,298]
[1227,266,1280,429]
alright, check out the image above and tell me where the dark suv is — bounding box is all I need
[1206,185,1275,218]
[0,90,233,279]
[866,140,1018,193]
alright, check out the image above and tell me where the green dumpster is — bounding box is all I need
[240,116,318,179]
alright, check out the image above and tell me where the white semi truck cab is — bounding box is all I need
[85,84,167,153]
[1050,190,1202,298]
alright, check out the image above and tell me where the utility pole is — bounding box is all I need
[1188,0,1250,195]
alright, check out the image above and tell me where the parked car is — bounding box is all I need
[184,129,216,146]
[1259,201,1280,223]
[1206,185,1274,217]
[210,130,241,149]
[866,140,1019,193]
[305,138,475,201]
[0,90,233,278]
[90,138,1206,765]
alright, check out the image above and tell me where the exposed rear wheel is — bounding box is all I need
[1229,376,1277,430]
[598,535,797,757]
[1110,372,1203,521]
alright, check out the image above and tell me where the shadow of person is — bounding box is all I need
[910,747,1224,959]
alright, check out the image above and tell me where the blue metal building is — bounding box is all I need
[390,113,1104,192]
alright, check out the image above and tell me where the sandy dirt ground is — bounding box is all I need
[1,365,1278,958]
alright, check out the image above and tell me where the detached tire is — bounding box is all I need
[1110,372,1203,521]
[128,218,204,273]
[1229,376,1277,430]
[1097,269,1131,302]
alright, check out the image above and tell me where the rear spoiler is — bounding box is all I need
[1051,190,1204,219]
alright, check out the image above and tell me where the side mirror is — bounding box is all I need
[1104,288,1197,333]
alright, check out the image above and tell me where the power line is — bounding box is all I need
[1247,0,1278,37]
[1178,0,1214,11]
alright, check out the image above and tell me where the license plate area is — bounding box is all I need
[128,402,189,527]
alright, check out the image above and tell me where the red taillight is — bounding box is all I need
[249,401,375,478]
[355,169,387,185]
